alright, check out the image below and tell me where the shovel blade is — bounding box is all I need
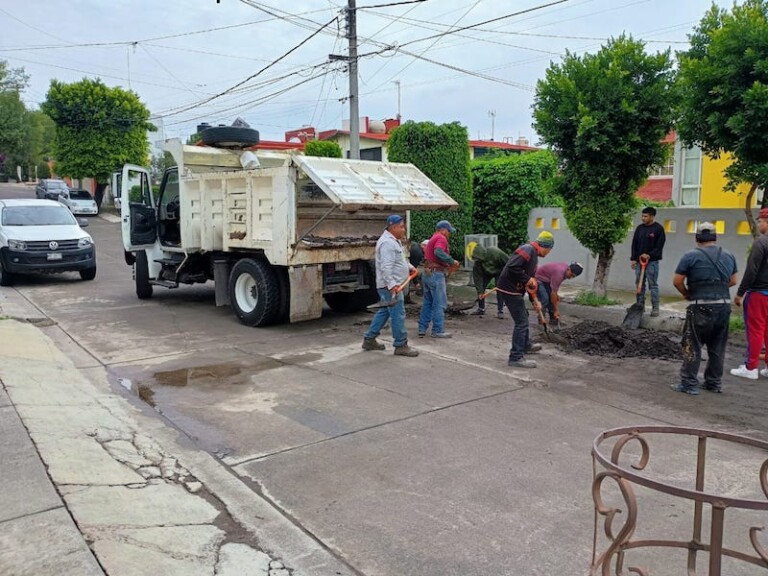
[366,300,396,310]
[622,303,644,330]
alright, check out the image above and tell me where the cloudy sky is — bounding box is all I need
[1,0,728,146]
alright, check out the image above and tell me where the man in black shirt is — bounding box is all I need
[631,206,666,316]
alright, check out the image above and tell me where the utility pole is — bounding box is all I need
[488,110,496,141]
[394,80,401,121]
[347,0,360,159]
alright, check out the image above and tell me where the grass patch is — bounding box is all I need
[573,290,621,307]
[729,315,745,332]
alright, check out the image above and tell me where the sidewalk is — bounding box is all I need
[0,290,354,576]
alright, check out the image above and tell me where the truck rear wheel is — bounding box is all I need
[135,251,153,299]
[229,258,280,327]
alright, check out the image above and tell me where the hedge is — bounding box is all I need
[304,140,342,158]
[386,121,472,256]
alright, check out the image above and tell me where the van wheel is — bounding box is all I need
[79,267,97,281]
[229,259,279,327]
[135,251,153,299]
[0,263,15,287]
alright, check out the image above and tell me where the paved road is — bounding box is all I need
[2,181,767,575]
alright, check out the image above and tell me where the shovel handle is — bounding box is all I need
[393,269,419,294]
[636,255,649,295]
[479,287,498,300]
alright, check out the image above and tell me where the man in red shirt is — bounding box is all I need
[534,261,583,329]
[418,220,460,338]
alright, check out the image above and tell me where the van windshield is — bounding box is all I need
[2,206,77,226]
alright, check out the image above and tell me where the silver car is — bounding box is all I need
[58,189,99,215]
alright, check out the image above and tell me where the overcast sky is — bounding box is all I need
[1,0,728,146]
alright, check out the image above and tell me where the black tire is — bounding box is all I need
[200,126,260,148]
[124,251,136,266]
[274,266,290,324]
[228,258,280,327]
[135,251,153,299]
[79,267,97,281]
[0,263,15,287]
[324,261,378,313]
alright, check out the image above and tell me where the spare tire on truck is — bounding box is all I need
[200,126,260,148]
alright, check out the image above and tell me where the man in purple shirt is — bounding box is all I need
[534,261,583,329]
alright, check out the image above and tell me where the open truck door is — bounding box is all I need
[120,165,157,252]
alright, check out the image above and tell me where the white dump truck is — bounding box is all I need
[117,137,457,326]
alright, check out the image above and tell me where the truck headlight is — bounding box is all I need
[78,237,93,248]
[8,239,26,250]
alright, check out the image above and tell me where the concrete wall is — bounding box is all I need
[528,207,758,296]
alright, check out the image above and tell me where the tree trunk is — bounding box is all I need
[94,182,107,209]
[745,182,758,238]
[591,245,615,297]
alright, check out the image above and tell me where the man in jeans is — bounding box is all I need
[362,214,419,357]
[534,261,583,330]
[672,222,737,394]
[497,231,554,369]
[419,220,460,339]
[468,243,508,319]
[631,206,666,316]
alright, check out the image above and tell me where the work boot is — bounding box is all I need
[526,343,542,354]
[362,337,385,351]
[496,310,505,319]
[671,383,700,395]
[394,344,419,357]
[650,306,660,317]
[469,307,485,316]
[508,358,536,369]
[431,332,453,339]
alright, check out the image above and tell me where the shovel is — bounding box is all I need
[366,270,419,309]
[622,255,649,330]
[526,285,568,345]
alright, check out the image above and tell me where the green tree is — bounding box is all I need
[386,121,472,254]
[304,140,342,158]
[0,60,30,179]
[677,0,768,235]
[41,78,155,207]
[472,150,558,253]
[150,151,176,183]
[533,36,676,295]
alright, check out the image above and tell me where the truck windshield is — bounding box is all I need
[2,206,77,226]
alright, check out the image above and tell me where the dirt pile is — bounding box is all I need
[558,320,681,360]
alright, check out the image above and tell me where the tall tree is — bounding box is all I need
[677,0,768,235]
[533,36,676,295]
[41,78,155,206]
[0,60,30,179]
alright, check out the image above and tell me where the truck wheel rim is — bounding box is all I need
[235,273,257,312]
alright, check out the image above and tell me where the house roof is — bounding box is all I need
[318,129,391,142]
[636,177,673,202]
[468,139,539,152]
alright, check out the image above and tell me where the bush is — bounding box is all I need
[305,140,342,158]
[573,290,620,307]
[36,161,51,179]
[386,121,472,255]
[472,150,557,253]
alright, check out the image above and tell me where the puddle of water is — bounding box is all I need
[276,352,323,364]
[153,359,282,388]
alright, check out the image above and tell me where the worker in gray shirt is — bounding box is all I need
[362,214,419,357]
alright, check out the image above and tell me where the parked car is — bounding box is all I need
[0,199,96,286]
[35,179,69,200]
[58,188,99,215]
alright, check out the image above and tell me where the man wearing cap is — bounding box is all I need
[497,231,554,369]
[534,261,584,329]
[468,244,508,319]
[362,214,419,357]
[730,209,768,379]
[672,222,737,394]
[631,206,666,316]
[419,220,460,338]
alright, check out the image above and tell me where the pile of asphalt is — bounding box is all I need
[558,320,681,360]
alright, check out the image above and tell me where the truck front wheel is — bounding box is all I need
[229,258,280,327]
[135,251,153,300]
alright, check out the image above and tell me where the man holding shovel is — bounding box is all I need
[631,206,666,316]
[467,243,508,318]
[362,214,419,357]
[497,231,554,369]
[534,261,584,330]
[672,222,737,394]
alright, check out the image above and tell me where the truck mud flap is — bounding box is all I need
[289,265,324,323]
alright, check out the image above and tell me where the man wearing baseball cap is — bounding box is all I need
[362,214,419,357]
[672,222,737,394]
[534,261,583,330]
[497,230,554,368]
[731,209,768,379]
[419,220,460,338]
